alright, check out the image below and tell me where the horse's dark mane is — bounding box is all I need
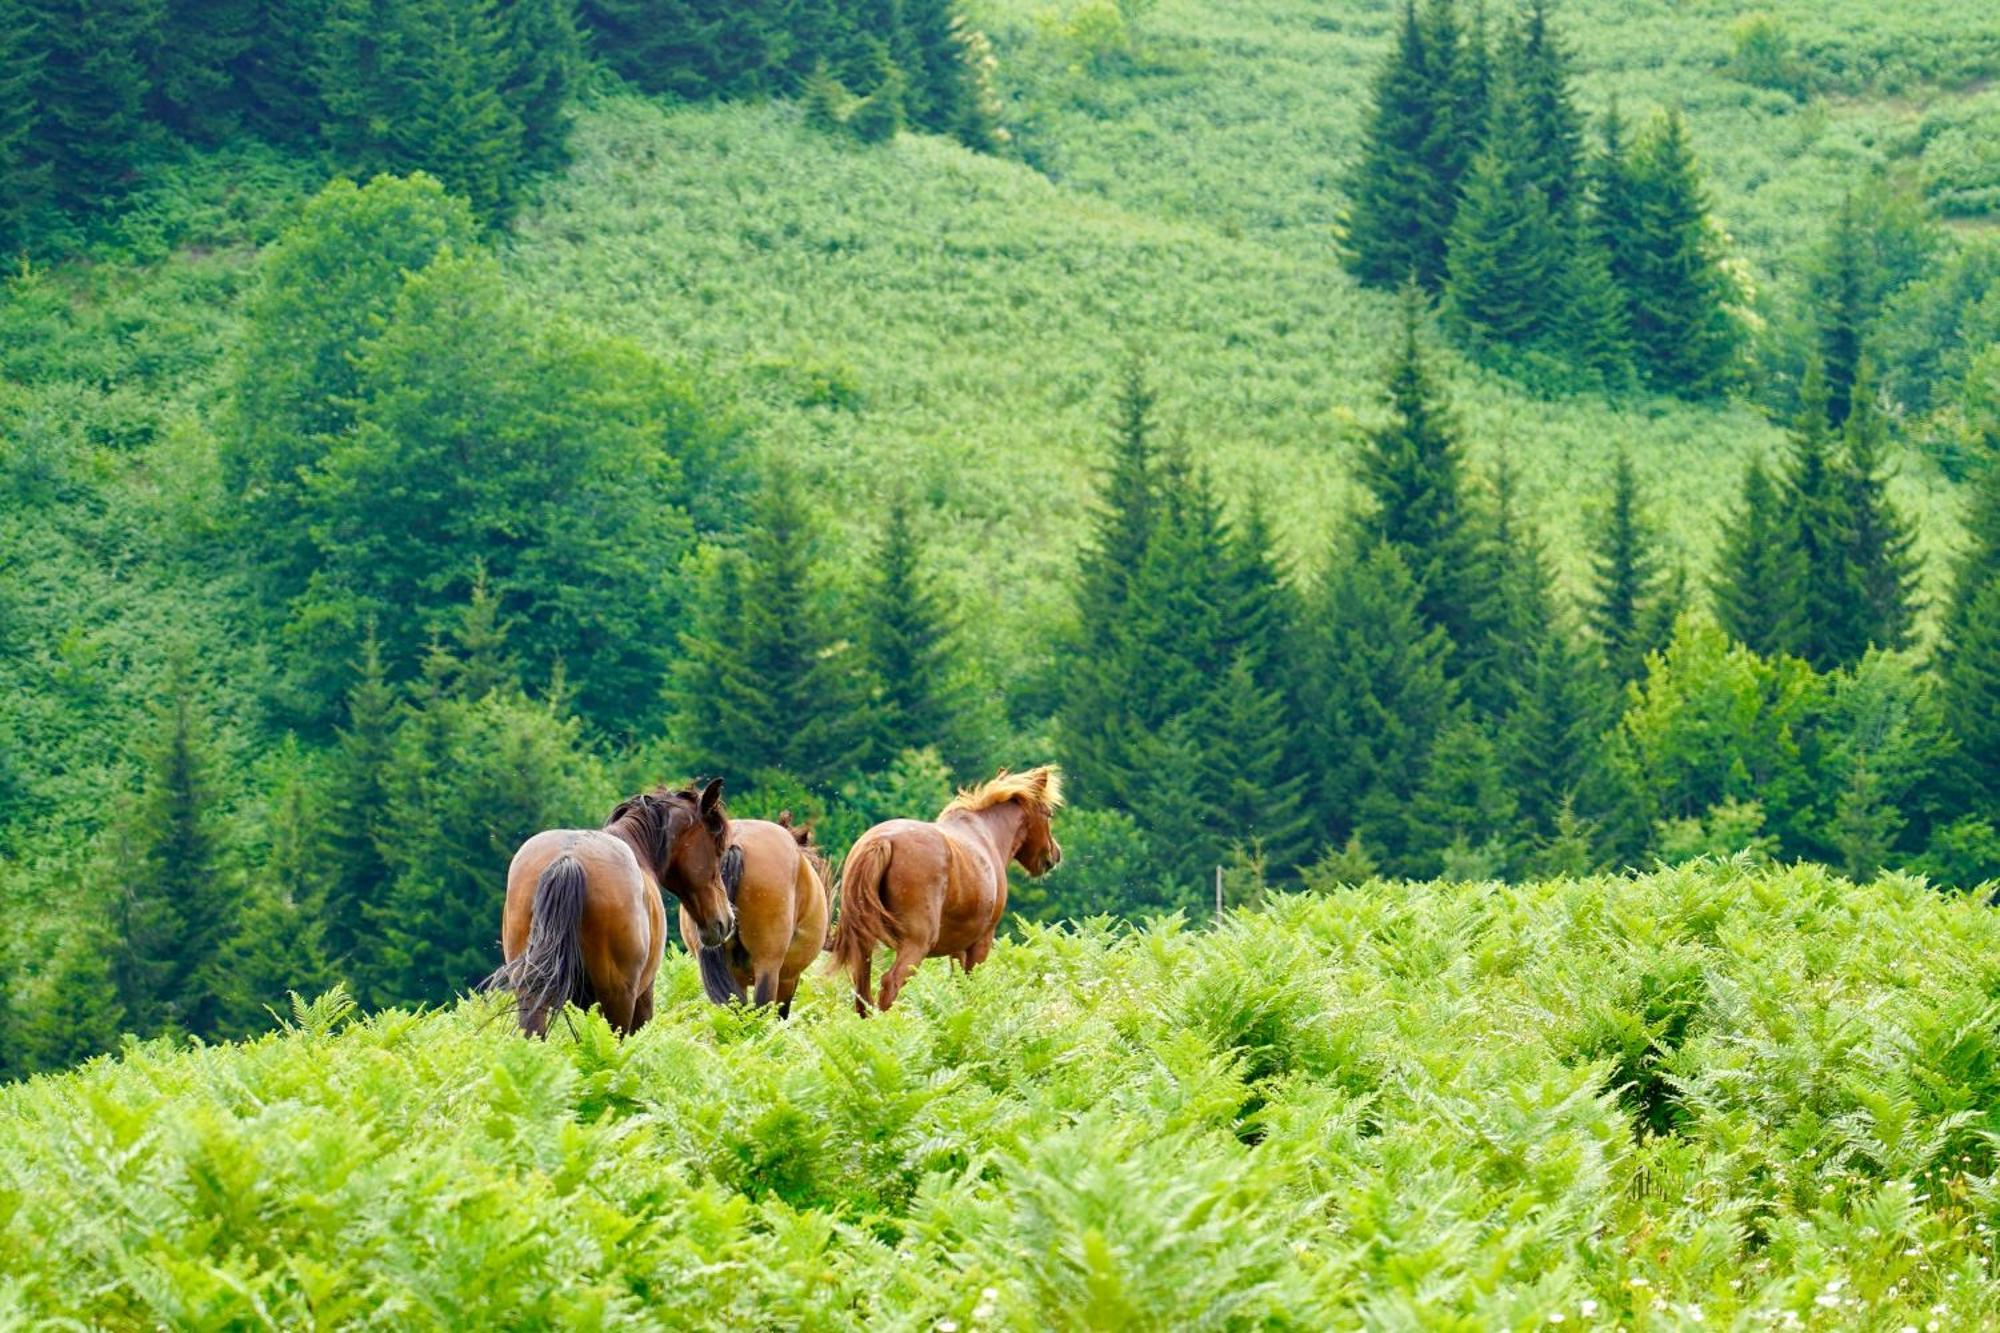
[605,782,728,874]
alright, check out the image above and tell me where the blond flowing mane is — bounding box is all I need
[940,765,1065,819]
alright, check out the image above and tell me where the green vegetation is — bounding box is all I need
[10,864,2000,1326]
[3,0,2000,1081]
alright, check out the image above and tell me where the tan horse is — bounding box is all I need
[682,811,831,1017]
[488,780,734,1037]
[830,766,1063,1014]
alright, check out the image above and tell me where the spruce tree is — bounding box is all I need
[322,627,400,987]
[1943,578,2000,809]
[1497,622,1615,848]
[1836,363,1920,655]
[1781,360,1861,670]
[1584,450,1666,683]
[238,0,324,140]
[0,6,47,248]
[147,0,259,140]
[1512,0,1584,229]
[1817,192,1871,429]
[1625,109,1738,396]
[1463,455,1556,717]
[1443,67,1562,351]
[1417,0,1484,277]
[667,468,873,792]
[861,494,966,770]
[115,668,237,1038]
[1556,221,1636,387]
[1062,357,1160,805]
[1404,716,1516,877]
[496,0,583,170]
[22,0,161,212]
[1712,454,1805,658]
[1354,293,1489,664]
[1342,2,1444,290]
[1591,101,1644,330]
[1297,543,1459,873]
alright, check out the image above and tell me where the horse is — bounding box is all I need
[829,766,1063,1014]
[487,779,735,1037]
[682,810,831,1017]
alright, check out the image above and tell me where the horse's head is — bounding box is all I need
[616,780,734,948]
[1011,766,1065,877]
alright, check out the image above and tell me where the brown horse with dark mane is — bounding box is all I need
[830,766,1063,1014]
[488,780,735,1036]
[682,810,831,1016]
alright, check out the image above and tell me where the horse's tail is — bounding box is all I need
[696,942,746,1004]
[483,855,593,1036]
[827,835,893,1006]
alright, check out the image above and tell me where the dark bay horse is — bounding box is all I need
[489,780,735,1036]
[682,811,831,1017]
[830,766,1063,1014]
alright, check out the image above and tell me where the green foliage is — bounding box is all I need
[12,866,2000,1326]
[1584,451,1669,683]
[1725,13,1810,99]
[1621,110,1741,397]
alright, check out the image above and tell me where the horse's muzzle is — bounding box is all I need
[698,911,734,950]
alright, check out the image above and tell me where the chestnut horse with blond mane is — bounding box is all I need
[682,811,831,1017]
[830,766,1063,1014]
[488,780,736,1037]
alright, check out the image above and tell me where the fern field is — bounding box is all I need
[6,862,2000,1328]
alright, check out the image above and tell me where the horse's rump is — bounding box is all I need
[828,834,894,974]
[485,853,595,1033]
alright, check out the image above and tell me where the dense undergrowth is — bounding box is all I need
[7,860,2000,1327]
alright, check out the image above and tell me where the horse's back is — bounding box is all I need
[730,820,828,978]
[503,829,653,966]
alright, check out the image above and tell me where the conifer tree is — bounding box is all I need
[1462,456,1556,717]
[1342,2,1444,290]
[322,627,400,986]
[1354,294,1489,664]
[1297,543,1459,872]
[114,667,237,1038]
[1556,221,1636,386]
[238,0,325,140]
[1943,579,2000,809]
[148,0,259,140]
[496,0,583,170]
[900,0,967,134]
[668,469,874,792]
[1404,717,1516,877]
[1781,360,1861,671]
[1062,357,1160,804]
[0,7,47,247]
[1443,69,1562,350]
[849,50,907,143]
[21,0,161,211]
[861,495,966,770]
[1591,101,1644,324]
[1836,363,1920,655]
[1416,0,1483,274]
[1817,192,1871,429]
[1512,0,1584,230]
[1497,622,1615,848]
[219,762,336,1037]
[1584,451,1666,682]
[1624,109,1738,396]
[1712,454,1805,658]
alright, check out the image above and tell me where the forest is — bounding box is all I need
[0,0,1997,1082]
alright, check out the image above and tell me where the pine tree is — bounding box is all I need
[0,4,47,248]
[22,0,162,212]
[148,0,260,140]
[1943,578,2000,809]
[1781,360,1861,671]
[802,58,853,134]
[323,628,400,987]
[238,0,324,140]
[668,468,874,792]
[1062,357,1160,805]
[1712,454,1805,658]
[849,50,907,143]
[1836,363,1920,655]
[1591,100,1644,331]
[1624,109,1738,396]
[1404,716,1516,877]
[1556,220,1636,386]
[1416,0,1483,277]
[1443,67,1562,351]
[115,667,237,1038]
[1497,622,1615,847]
[1512,0,1584,229]
[899,0,965,134]
[1297,542,1459,873]
[496,0,583,170]
[1342,2,1444,290]
[1462,455,1557,717]
[1354,293,1490,664]
[219,763,336,1038]
[1585,450,1666,683]
[1943,453,2000,662]
[861,494,966,769]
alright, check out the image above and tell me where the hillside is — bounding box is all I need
[7,863,2000,1326]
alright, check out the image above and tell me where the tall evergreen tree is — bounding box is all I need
[147,0,259,140]
[1416,0,1484,279]
[1443,69,1562,351]
[22,0,162,211]
[496,0,583,170]
[668,468,874,792]
[323,628,400,987]
[1712,454,1805,658]
[1943,579,2000,810]
[1624,109,1738,396]
[1584,451,1667,682]
[1817,192,1871,429]
[0,5,47,247]
[1404,716,1516,877]
[1836,363,1920,655]
[1780,360,1861,671]
[861,494,966,770]
[238,0,325,140]
[114,667,237,1038]
[1497,620,1615,850]
[1512,0,1584,230]
[1354,294,1490,664]
[1298,543,1460,875]
[1062,357,1160,805]
[1342,2,1445,290]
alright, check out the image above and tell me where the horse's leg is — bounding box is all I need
[630,987,655,1032]
[599,986,638,1037]
[777,976,800,1020]
[961,934,993,974]
[853,949,873,1016]
[876,943,924,1013]
[752,966,780,1008]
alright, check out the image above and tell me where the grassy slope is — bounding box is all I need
[510,1,1985,680]
[8,863,2000,1326]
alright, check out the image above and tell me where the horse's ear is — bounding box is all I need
[698,777,725,821]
